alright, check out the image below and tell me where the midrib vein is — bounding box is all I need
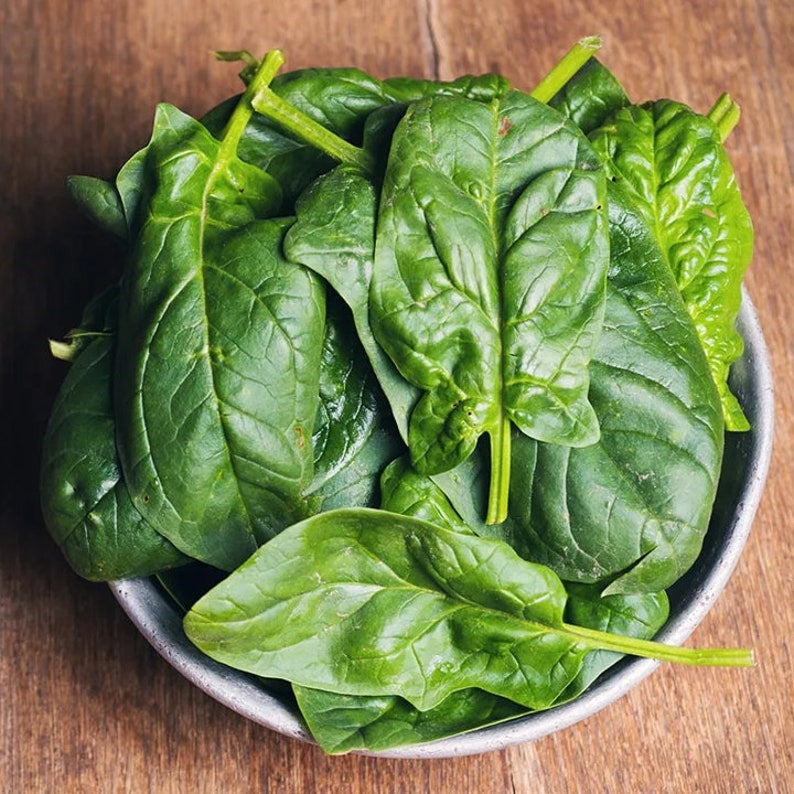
[197,149,256,542]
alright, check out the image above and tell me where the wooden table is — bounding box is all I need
[2,1,791,791]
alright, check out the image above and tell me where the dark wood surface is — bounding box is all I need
[2,1,792,791]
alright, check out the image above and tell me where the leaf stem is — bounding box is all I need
[213,49,261,85]
[250,57,374,174]
[707,92,741,142]
[562,622,754,667]
[530,36,603,104]
[218,49,285,159]
[486,417,511,524]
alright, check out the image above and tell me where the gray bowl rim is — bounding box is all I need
[109,288,774,759]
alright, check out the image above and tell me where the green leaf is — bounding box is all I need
[589,100,753,430]
[306,295,404,510]
[435,191,725,593]
[293,685,524,754]
[379,457,473,534]
[41,295,187,580]
[370,91,609,521]
[184,509,749,714]
[383,73,511,103]
[284,166,420,439]
[115,62,329,570]
[66,175,128,239]
[548,58,630,134]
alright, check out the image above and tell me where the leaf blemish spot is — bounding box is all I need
[498,116,512,137]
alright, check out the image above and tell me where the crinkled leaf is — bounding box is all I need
[115,103,325,571]
[379,457,473,534]
[436,192,725,593]
[293,685,524,755]
[284,165,420,438]
[589,100,753,430]
[184,509,593,712]
[371,91,609,477]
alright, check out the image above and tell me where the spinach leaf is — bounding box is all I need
[293,461,668,753]
[284,166,420,439]
[305,295,404,510]
[379,457,473,534]
[115,57,326,571]
[41,292,187,580]
[435,190,725,594]
[293,583,667,753]
[184,508,748,713]
[294,685,524,755]
[66,176,128,240]
[589,100,754,430]
[369,91,609,522]
[549,58,629,134]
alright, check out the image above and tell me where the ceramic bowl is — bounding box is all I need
[109,289,773,759]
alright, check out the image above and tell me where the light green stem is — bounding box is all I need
[486,417,511,525]
[219,50,285,155]
[250,53,374,173]
[213,49,261,84]
[708,92,741,141]
[530,36,603,104]
[562,622,754,667]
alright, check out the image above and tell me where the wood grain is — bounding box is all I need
[1,0,791,791]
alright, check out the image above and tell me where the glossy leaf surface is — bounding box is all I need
[306,296,404,510]
[284,165,419,438]
[549,58,629,134]
[185,508,741,714]
[437,192,725,593]
[370,91,609,482]
[589,100,753,430]
[115,101,325,571]
[41,294,186,580]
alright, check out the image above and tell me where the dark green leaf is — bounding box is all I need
[436,192,725,593]
[549,58,629,134]
[66,175,128,239]
[294,685,524,755]
[284,165,419,441]
[41,313,186,580]
[115,100,324,571]
[369,92,609,522]
[307,295,404,510]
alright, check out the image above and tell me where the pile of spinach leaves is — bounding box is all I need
[41,39,754,753]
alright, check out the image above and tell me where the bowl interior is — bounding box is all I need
[110,291,774,759]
